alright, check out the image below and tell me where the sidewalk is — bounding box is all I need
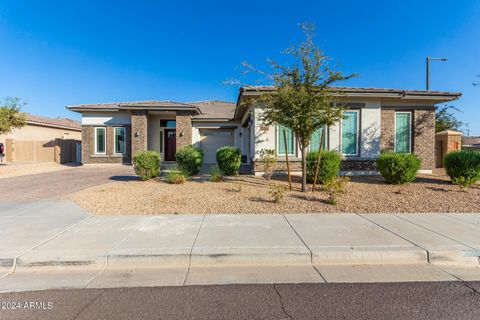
[1,201,479,292]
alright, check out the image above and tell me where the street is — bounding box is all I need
[1,282,479,320]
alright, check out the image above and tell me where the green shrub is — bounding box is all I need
[306,151,341,184]
[323,177,350,205]
[377,152,421,184]
[269,184,287,204]
[210,166,224,182]
[176,145,204,176]
[444,150,480,189]
[166,168,188,184]
[258,149,277,180]
[132,151,161,181]
[216,146,241,176]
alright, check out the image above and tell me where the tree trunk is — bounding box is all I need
[301,146,307,192]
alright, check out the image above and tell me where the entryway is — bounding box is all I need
[164,129,176,162]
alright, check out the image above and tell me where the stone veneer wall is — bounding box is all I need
[380,108,435,170]
[81,125,131,164]
[131,111,148,158]
[176,111,192,150]
[252,159,377,173]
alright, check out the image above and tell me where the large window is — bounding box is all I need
[310,126,327,152]
[114,127,126,154]
[395,112,412,153]
[277,125,295,156]
[341,111,359,156]
[95,127,106,154]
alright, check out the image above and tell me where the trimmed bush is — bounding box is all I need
[216,146,241,176]
[306,151,341,184]
[132,150,161,181]
[166,168,188,184]
[377,152,421,184]
[176,145,204,176]
[444,150,480,189]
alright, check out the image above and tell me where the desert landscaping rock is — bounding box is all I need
[70,170,480,214]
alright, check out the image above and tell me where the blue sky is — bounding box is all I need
[0,1,479,134]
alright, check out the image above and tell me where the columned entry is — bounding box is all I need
[164,129,176,161]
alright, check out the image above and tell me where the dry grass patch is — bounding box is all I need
[70,170,480,214]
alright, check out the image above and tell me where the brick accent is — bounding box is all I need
[380,109,395,151]
[413,109,435,170]
[131,111,148,157]
[176,111,192,150]
[381,108,435,170]
[81,125,131,164]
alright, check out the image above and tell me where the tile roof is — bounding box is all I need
[27,114,81,131]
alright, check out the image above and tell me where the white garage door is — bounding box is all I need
[200,130,235,164]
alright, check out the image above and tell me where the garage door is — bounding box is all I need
[200,130,235,164]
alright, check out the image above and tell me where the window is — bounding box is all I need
[310,126,327,152]
[341,111,359,156]
[160,120,176,128]
[277,125,295,156]
[95,127,106,154]
[114,127,126,154]
[395,112,412,153]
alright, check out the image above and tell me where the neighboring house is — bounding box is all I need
[462,136,480,151]
[67,86,461,174]
[0,114,81,162]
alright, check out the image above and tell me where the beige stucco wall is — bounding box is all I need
[0,124,81,145]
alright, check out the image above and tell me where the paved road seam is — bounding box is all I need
[183,214,206,286]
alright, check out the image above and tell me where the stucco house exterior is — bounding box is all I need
[67,86,461,174]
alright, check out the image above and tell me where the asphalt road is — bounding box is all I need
[1,281,479,320]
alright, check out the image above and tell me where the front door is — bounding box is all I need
[164,129,176,161]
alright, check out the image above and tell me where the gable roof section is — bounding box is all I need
[26,114,81,131]
[67,100,237,121]
[188,100,236,120]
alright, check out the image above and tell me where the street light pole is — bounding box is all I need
[426,56,448,91]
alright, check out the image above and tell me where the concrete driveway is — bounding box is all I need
[0,165,136,201]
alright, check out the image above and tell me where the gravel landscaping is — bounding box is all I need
[70,170,480,214]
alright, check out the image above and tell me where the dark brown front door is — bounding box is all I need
[164,129,176,161]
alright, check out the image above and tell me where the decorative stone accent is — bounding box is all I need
[131,111,148,158]
[414,109,435,170]
[340,159,377,171]
[81,125,131,164]
[176,111,192,150]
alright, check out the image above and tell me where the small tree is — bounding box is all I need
[0,97,27,135]
[435,105,463,133]
[250,24,355,192]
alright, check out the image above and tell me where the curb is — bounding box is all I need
[4,248,479,273]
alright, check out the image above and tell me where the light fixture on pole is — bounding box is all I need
[426,57,448,91]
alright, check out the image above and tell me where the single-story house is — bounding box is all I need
[1,114,82,163]
[67,86,461,174]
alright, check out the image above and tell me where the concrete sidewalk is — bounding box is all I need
[1,201,479,292]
